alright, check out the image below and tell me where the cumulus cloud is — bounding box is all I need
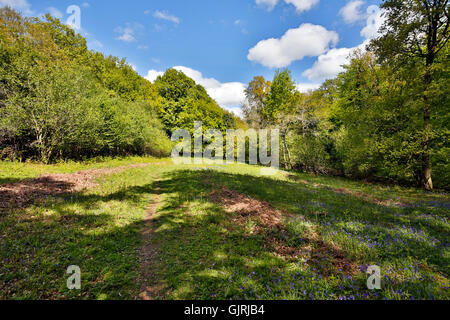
[247,23,338,68]
[153,10,180,24]
[302,5,385,82]
[0,0,32,14]
[302,40,369,82]
[285,0,319,13]
[302,47,354,82]
[145,66,246,113]
[145,70,164,82]
[208,82,247,109]
[173,66,246,111]
[339,0,366,24]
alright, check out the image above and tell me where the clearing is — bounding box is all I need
[0,157,448,300]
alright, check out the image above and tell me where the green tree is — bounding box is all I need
[242,76,271,128]
[371,0,450,190]
[263,69,297,168]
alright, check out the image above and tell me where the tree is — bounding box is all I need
[0,8,172,161]
[242,76,271,128]
[371,0,450,190]
[264,69,297,169]
[154,68,236,134]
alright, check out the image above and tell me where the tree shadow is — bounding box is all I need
[0,167,446,300]
[0,176,77,209]
[144,169,448,299]
[132,169,366,299]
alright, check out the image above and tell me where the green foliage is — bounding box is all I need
[263,69,296,124]
[369,0,449,190]
[242,76,271,128]
[243,47,448,189]
[0,8,176,162]
[154,68,240,134]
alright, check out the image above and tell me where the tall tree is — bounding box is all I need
[242,76,271,128]
[264,69,297,169]
[371,0,449,190]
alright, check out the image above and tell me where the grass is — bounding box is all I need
[0,158,449,300]
[0,156,162,185]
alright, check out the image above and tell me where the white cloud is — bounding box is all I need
[302,40,369,82]
[114,23,143,43]
[247,23,338,68]
[47,7,63,19]
[153,10,180,24]
[225,105,245,118]
[339,0,365,24]
[296,83,321,92]
[145,70,164,82]
[173,66,246,109]
[302,5,385,82]
[255,0,319,13]
[255,0,279,11]
[174,66,220,89]
[0,0,32,14]
[360,5,385,39]
[302,47,355,82]
[116,31,135,43]
[208,82,247,110]
[285,0,319,13]
[145,66,246,112]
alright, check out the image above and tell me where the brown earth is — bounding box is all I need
[209,186,359,276]
[0,163,152,209]
[137,180,166,300]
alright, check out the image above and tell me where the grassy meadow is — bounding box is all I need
[0,158,448,300]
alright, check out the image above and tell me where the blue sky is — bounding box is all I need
[1,0,384,115]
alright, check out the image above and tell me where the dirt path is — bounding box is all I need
[137,181,165,300]
[0,163,152,209]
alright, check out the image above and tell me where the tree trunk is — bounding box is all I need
[281,133,292,170]
[422,64,433,190]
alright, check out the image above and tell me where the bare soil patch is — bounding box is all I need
[0,164,151,209]
[209,186,358,276]
[210,186,284,229]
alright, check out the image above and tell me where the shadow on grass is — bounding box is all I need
[0,177,77,209]
[144,169,448,299]
[0,167,447,300]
